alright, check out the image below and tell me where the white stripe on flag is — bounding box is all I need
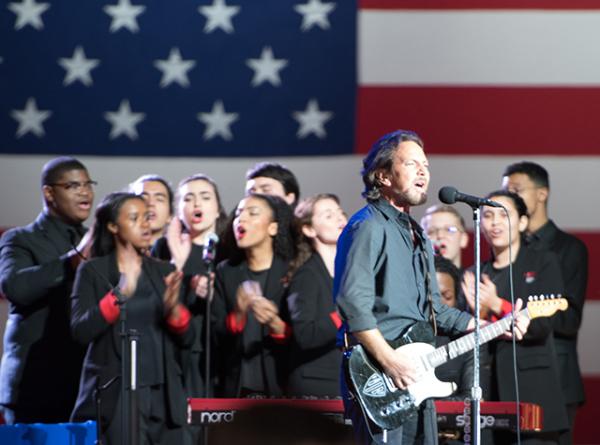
[0,154,599,230]
[359,10,600,85]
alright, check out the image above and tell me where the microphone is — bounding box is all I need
[438,186,502,208]
[202,232,219,265]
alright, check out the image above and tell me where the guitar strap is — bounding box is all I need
[413,221,438,336]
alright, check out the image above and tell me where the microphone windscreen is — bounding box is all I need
[438,186,458,205]
[205,232,219,245]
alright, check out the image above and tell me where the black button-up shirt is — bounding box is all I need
[334,199,471,342]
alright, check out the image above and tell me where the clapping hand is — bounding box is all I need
[190,273,214,300]
[235,280,259,316]
[163,270,184,315]
[462,271,502,317]
[166,218,192,272]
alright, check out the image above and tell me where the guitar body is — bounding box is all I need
[345,298,568,431]
[346,322,456,430]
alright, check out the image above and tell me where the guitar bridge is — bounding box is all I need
[382,372,398,393]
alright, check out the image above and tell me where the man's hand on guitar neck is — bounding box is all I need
[353,328,418,390]
[465,298,530,340]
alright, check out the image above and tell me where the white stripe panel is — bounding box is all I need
[0,154,599,230]
[359,11,600,85]
[425,155,600,231]
[578,301,600,375]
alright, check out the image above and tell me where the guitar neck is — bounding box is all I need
[427,308,529,369]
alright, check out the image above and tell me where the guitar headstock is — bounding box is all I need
[526,295,568,319]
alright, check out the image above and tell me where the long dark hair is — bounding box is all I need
[177,173,228,238]
[286,193,340,281]
[222,193,298,266]
[91,192,146,258]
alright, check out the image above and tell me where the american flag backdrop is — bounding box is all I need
[1,0,356,156]
[1,1,599,441]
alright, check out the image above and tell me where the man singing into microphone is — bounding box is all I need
[335,130,530,445]
[0,157,95,424]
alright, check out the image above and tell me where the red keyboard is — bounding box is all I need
[188,398,542,431]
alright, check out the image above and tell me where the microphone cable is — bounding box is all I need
[500,203,521,445]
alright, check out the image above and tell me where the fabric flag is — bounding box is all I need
[1,1,599,441]
[1,0,356,156]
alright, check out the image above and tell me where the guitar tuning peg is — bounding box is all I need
[528,295,533,302]
[550,294,555,300]
[540,295,545,301]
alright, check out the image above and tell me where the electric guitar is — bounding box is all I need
[345,296,567,431]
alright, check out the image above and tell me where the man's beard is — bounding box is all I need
[402,188,428,207]
[387,188,428,209]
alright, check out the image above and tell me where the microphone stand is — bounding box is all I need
[203,258,215,445]
[113,288,140,445]
[129,329,140,445]
[94,376,119,445]
[470,206,483,445]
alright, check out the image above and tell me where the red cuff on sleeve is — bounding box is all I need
[166,304,191,335]
[490,299,513,322]
[99,291,120,324]
[269,322,292,344]
[226,312,247,334]
[329,311,343,330]
[499,299,513,317]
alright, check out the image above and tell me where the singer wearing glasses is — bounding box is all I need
[0,157,94,424]
[420,204,469,270]
[213,194,296,397]
[70,192,193,445]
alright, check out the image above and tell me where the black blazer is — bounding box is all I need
[483,245,569,433]
[0,212,86,422]
[212,256,290,397]
[286,253,341,397]
[69,253,193,428]
[529,220,587,405]
[152,237,210,397]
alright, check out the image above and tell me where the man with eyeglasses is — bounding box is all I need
[0,156,95,424]
[420,205,469,269]
[502,161,588,445]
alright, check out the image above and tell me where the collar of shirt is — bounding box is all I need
[41,211,86,245]
[527,219,558,246]
[372,198,426,242]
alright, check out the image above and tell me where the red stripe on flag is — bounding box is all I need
[359,0,600,10]
[462,231,600,301]
[356,87,600,155]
